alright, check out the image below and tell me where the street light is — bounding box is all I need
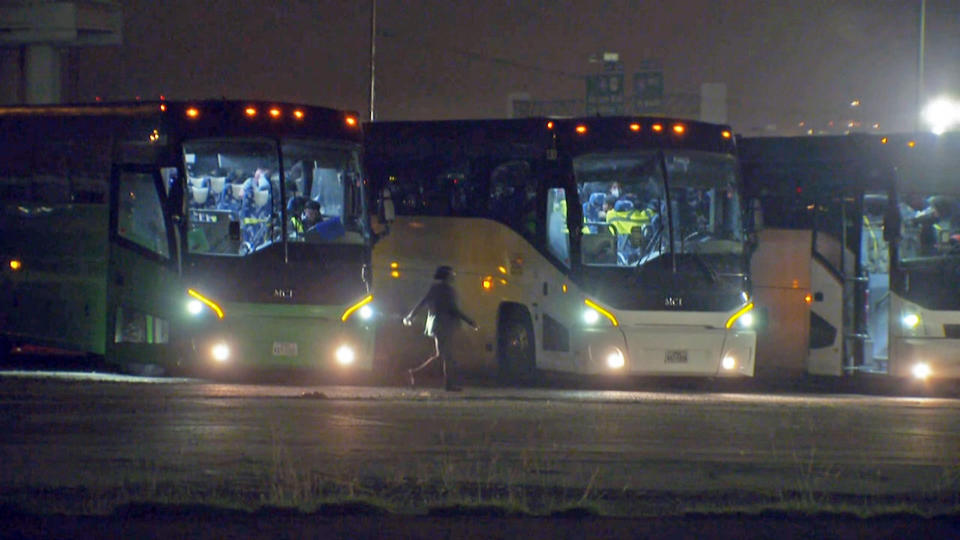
[922,96,960,135]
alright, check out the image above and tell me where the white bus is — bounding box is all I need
[741,132,960,383]
[366,117,756,383]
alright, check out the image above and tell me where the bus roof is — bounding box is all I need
[739,133,960,197]
[555,116,736,155]
[0,100,363,143]
[364,118,554,162]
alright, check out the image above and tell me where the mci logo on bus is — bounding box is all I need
[664,296,683,308]
[273,288,294,299]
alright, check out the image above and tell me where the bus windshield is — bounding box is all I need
[575,149,743,268]
[183,138,365,256]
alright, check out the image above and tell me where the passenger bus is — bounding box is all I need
[740,132,960,382]
[365,117,756,383]
[0,101,376,377]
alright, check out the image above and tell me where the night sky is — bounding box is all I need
[67,0,959,135]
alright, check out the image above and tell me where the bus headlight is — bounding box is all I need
[341,295,374,322]
[606,348,625,369]
[901,312,921,330]
[211,342,230,363]
[722,355,737,370]
[583,298,619,327]
[911,362,932,380]
[335,344,356,365]
[725,302,754,329]
[187,288,225,319]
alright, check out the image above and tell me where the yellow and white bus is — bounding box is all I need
[366,117,756,383]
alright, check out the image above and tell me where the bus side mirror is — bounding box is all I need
[380,188,396,223]
[749,198,764,231]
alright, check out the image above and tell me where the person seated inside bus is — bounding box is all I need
[287,195,307,238]
[303,199,346,242]
[606,198,654,264]
[582,192,607,232]
[909,195,958,255]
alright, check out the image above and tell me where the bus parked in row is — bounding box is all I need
[741,132,960,382]
[0,101,376,377]
[365,117,756,383]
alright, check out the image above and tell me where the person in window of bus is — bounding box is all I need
[300,199,321,231]
[403,265,478,392]
[911,195,955,254]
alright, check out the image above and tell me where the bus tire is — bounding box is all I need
[497,306,536,385]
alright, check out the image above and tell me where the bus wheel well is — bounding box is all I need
[496,303,536,384]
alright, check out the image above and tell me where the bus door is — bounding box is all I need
[807,190,857,376]
[860,191,891,373]
[534,185,578,372]
[107,164,181,373]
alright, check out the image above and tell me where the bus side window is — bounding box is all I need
[490,160,536,238]
[546,187,570,267]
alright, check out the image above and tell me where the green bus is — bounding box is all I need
[1,101,377,378]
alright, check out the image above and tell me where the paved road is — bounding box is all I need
[2,371,959,514]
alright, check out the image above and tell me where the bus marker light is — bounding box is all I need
[211,342,230,363]
[482,277,493,290]
[721,130,732,139]
[390,261,400,269]
[335,345,356,365]
[575,124,588,134]
[9,259,21,271]
[497,265,507,275]
[912,362,932,380]
[562,284,568,293]
[907,140,916,148]
[269,107,281,118]
[244,107,257,117]
[722,355,737,370]
[584,298,619,327]
[629,123,641,132]
[804,293,813,304]
[880,137,888,144]
[341,294,374,322]
[159,103,167,112]
[606,349,625,369]
[187,288,224,319]
[345,115,358,127]
[725,302,755,329]
[186,107,199,118]
[546,121,554,130]
[293,109,305,120]
[391,270,400,279]
[672,124,686,134]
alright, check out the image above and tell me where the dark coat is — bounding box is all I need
[406,281,475,338]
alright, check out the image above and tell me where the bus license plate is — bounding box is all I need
[665,350,688,364]
[272,342,298,357]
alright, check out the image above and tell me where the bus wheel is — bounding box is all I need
[497,307,536,385]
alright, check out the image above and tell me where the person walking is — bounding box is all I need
[403,265,478,391]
